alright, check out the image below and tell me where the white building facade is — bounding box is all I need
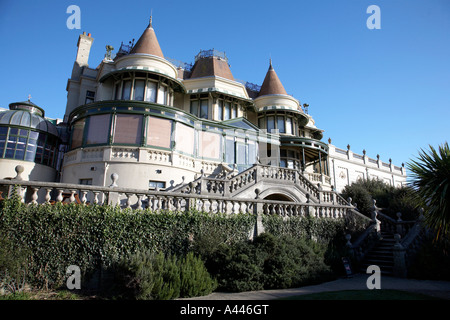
[0,17,406,201]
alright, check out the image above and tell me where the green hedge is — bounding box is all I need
[205,233,335,292]
[0,197,255,290]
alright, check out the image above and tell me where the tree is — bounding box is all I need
[407,142,450,242]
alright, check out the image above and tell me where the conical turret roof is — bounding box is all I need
[258,60,287,96]
[130,17,164,58]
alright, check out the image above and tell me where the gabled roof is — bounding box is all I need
[130,17,164,58]
[221,117,259,131]
[258,60,287,97]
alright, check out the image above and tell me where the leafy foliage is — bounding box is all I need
[407,142,450,242]
[341,178,421,220]
[113,250,216,300]
[0,198,254,290]
[205,233,334,292]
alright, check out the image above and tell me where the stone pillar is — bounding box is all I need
[393,234,407,278]
[250,189,265,239]
[107,173,120,206]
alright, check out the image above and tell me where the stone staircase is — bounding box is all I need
[360,232,396,275]
[168,164,347,206]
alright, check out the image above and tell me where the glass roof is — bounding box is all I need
[0,109,59,137]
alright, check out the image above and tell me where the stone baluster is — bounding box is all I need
[136,194,143,210]
[93,191,100,204]
[69,190,77,203]
[80,190,88,205]
[56,189,64,203]
[44,188,52,204]
[393,233,407,278]
[30,187,39,205]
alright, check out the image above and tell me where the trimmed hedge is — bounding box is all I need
[0,197,254,290]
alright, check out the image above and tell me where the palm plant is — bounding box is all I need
[407,142,450,242]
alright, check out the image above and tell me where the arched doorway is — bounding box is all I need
[263,193,294,201]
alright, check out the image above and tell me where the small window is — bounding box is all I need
[146,81,157,102]
[267,116,275,133]
[277,116,285,133]
[122,80,132,100]
[157,85,167,104]
[85,91,95,104]
[200,99,208,119]
[286,117,293,135]
[79,179,93,185]
[224,102,231,120]
[231,104,237,118]
[133,80,145,101]
[190,100,199,116]
[149,180,166,190]
[217,100,223,121]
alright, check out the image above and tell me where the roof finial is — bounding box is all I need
[269,55,273,70]
[149,10,153,28]
[27,94,31,102]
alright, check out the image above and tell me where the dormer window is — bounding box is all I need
[190,94,209,119]
[217,96,239,121]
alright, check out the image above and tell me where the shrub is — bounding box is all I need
[113,250,215,300]
[341,179,421,220]
[0,236,30,295]
[205,233,333,292]
[408,237,450,281]
[179,252,217,298]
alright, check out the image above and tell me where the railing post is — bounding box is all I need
[251,189,265,239]
[393,234,407,278]
[371,200,381,238]
[107,173,120,207]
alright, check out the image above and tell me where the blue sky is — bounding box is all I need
[0,0,449,169]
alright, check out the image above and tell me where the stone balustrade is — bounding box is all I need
[169,164,352,207]
[0,166,365,222]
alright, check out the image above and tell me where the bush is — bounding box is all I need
[113,250,215,300]
[408,237,450,281]
[341,178,421,220]
[0,236,30,295]
[0,198,253,291]
[179,252,217,298]
[205,233,333,292]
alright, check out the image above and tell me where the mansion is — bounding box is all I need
[0,17,406,203]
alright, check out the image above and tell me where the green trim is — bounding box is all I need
[99,66,186,93]
[280,136,329,154]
